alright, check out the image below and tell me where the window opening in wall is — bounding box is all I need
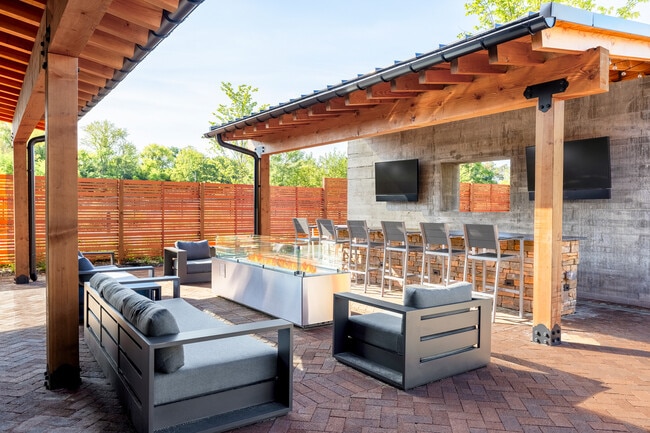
[459,160,510,212]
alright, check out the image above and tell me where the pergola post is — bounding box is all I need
[12,139,30,283]
[44,52,80,389]
[532,98,565,346]
[259,153,271,236]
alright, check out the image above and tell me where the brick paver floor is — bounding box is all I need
[1,274,649,432]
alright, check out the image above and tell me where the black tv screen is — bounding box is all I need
[375,158,419,202]
[526,136,611,200]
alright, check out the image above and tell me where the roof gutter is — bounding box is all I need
[79,0,205,117]
[215,135,261,235]
[203,11,555,138]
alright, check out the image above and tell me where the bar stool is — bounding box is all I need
[419,222,466,286]
[293,217,318,256]
[316,218,348,266]
[347,220,383,292]
[380,221,423,297]
[463,223,524,322]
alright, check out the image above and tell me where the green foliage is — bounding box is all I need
[464,0,647,31]
[460,161,510,184]
[79,120,139,179]
[139,144,179,181]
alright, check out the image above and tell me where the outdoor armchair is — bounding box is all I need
[163,240,216,284]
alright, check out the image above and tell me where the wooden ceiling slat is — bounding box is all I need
[0,45,30,65]
[279,113,312,125]
[0,1,43,25]
[307,105,342,118]
[79,44,127,70]
[78,80,100,95]
[107,0,163,31]
[78,70,107,88]
[97,13,150,46]
[366,81,419,99]
[488,41,547,66]
[87,29,135,58]
[390,74,444,92]
[0,32,36,54]
[419,68,474,84]
[0,57,28,75]
[139,0,180,12]
[0,15,39,39]
[78,57,117,80]
[451,52,508,75]
[292,110,326,122]
[326,97,360,112]
[345,90,382,106]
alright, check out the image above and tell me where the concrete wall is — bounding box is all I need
[347,77,649,308]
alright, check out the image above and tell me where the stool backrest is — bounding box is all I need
[316,219,338,241]
[381,221,407,246]
[420,222,451,248]
[293,217,310,236]
[463,224,500,251]
[347,220,370,242]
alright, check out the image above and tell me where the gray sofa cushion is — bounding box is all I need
[153,299,278,405]
[122,294,184,374]
[403,282,472,309]
[186,258,212,274]
[89,273,115,295]
[348,312,404,354]
[175,240,211,260]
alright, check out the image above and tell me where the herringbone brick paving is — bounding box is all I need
[1,274,649,432]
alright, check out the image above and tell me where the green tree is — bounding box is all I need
[79,120,139,179]
[0,122,12,174]
[464,0,647,31]
[460,161,509,184]
[271,151,321,187]
[169,147,221,182]
[317,149,347,179]
[139,143,179,181]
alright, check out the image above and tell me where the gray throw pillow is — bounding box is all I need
[89,273,114,295]
[122,294,184,373]
[175,240,210,260]
[403,282,472,308]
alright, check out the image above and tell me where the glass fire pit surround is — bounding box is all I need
[211,235,350,327]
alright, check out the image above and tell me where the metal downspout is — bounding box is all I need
[215,134,261,235]
[27,135,45,282]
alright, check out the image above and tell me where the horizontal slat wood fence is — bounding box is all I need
[0,175,347,265]
[459,183,510,212]
[0,176,505,265]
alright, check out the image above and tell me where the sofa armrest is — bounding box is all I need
[164,247,188,277]
[79,265,155,278]
[334,292,415,315]
[121,276,181,298]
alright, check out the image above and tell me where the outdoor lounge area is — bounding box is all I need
[2,272,650,432]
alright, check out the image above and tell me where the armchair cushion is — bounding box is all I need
[175,240,211,260]
[347,312,404,354]
[122,293,184,373]
[403,282,472,309]
[78,256,95,271]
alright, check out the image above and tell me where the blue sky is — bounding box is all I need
[77,1,650,155]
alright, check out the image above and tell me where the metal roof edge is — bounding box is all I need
[203,12,556,139]
[540,1,650,37]
[78,0,205,118]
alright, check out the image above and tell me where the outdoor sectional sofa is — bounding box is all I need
[333,282,491,389]
[83,274,293,433]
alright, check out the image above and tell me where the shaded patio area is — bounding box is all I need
[1,274,649,432]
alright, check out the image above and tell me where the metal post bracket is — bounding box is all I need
[523,78,569,112]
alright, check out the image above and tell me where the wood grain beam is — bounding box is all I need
[87,28,135,58]
[419,68,473,84]
[97,13,149,46]
[533,23,650,61]
[107,0,163,31]
[489,40,547,66]
[0,15,38,39]
[0,32,35,54]
[366,81,419,99]
[391,74,444,92]
[451,52,508,75]
[249,47,609,152]
[139,0,179,11]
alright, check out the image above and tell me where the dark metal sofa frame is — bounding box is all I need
[83,283,293,433]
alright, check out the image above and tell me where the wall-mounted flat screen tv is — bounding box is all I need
[375,158,419,202]
[526,136,611,200]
